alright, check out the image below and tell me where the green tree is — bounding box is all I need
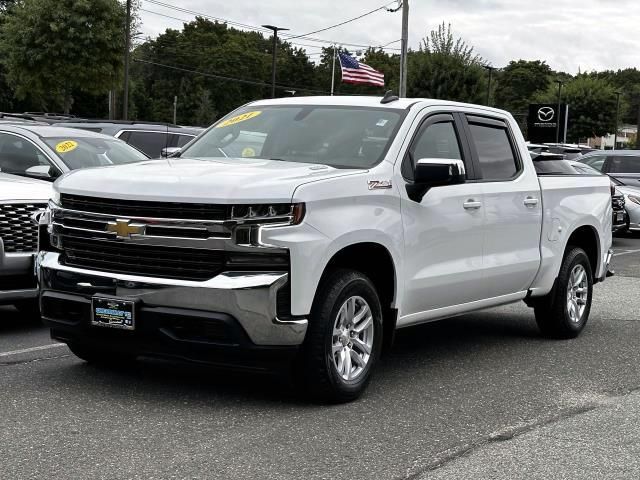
[494,60,552,113]
[0,0,125,113]
[407,23,486,103]
[537,75,617,141]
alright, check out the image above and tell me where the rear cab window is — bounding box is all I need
[466,116,521,181]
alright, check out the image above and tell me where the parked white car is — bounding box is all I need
[38,96,613,402]
[0,173,50,315]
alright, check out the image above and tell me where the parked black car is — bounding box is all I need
[50,120,204,158]
[578,150,640,188]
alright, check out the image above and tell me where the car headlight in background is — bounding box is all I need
[628,195,640,206]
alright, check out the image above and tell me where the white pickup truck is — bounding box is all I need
[38,95,613,402]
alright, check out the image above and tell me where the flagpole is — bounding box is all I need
[331,45,337,96]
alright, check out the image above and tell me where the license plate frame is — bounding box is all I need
[91,296,136,331]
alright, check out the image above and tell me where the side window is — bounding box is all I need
[468,123,519,180]
[582,155,606,171]
[0,133,52,177]
[175,134,194,148]
[125,131,166,158]
[403,121,462,179]
[608,155,640,174]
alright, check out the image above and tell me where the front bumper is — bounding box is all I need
[0,241,37,304]
[39,251,307,355]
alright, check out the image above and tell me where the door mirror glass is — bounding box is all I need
[414,158,466,186]
[161,146,181,158]
[407,158,466,202]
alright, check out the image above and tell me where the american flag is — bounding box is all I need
[338,53,385,87]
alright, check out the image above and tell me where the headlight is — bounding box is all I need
[628,195,640,206]
[50,188,61,205]
[230,203,305,225]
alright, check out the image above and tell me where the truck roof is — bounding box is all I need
[249,95,510,116]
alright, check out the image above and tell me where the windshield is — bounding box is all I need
[181,105,404,169]
[44,137,148,170]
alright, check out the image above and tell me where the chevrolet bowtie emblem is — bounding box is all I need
[106,219,146,239]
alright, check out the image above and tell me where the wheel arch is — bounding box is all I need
[315,241,399,352]
[565,224,600,276]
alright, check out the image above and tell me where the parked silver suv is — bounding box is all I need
[0,173,50,316]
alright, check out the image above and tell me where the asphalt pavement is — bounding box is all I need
[1,232,639,480]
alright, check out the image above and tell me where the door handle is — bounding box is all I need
[463,199,482,210]
[524,196,539,207]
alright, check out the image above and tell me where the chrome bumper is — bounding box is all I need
[38,251,307,346]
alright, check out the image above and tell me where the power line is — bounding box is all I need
[140,8,398,54]
[141,0,401,51]
[285,1,397,40]
[134,58,331,95]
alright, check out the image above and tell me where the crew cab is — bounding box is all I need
[38,96,613,402]
[1,173,50,317]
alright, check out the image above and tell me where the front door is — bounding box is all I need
[399,113,486,322]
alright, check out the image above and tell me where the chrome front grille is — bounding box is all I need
[50,200,289,282]
[0,203,46,253]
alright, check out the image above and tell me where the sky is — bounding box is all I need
[139,0,638,74]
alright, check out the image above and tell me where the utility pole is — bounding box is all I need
[399,0,409,97]
[614,91,622,150]
[330,45,337,96]
[262,25,289,98]
[483,65,495,106]
[123,0,131,120]
[173,95,178,125]
[554,80,563,144]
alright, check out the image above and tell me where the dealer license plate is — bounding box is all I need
[92,297,136,330]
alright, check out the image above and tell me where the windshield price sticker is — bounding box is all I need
[215,111,261,128]
[55,140,78,153]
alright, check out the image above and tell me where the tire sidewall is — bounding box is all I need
[317,272,384,398]
[559,249,593,334]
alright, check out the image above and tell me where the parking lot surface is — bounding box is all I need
[1,233,639,480]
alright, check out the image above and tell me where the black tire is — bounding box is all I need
[534,247,593,339]
[67,343,137,366]
[14,300,42,322]
[298,269,383,403]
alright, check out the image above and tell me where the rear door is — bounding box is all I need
[463,115,542,298]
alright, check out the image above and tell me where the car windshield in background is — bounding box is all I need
[181,106,403,169]
[44,137,148,170]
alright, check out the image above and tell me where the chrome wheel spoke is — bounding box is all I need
[353,315,372,333]
[343,347,352,379]
[350,349,366,368]
[353,304,370,324]
[352,337,371,355]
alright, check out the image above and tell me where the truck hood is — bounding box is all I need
[0,172,52,202]
[55,158,365,203]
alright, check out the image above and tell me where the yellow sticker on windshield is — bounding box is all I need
[215,111,261,128]
[242,147,256,158]
[55,140,78,154]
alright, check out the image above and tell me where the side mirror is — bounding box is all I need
[407,158,466,202]
[161,147,181,158]
[25,165,54,180]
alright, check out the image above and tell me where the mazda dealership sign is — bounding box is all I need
[527,104,568,143]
